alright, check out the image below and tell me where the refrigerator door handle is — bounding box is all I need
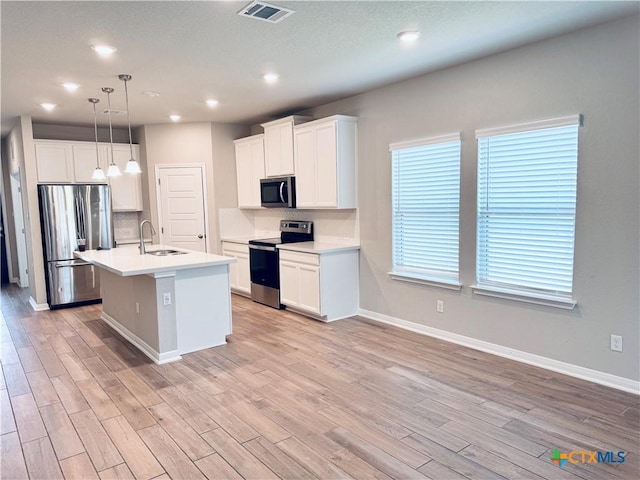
[54,262,92,268]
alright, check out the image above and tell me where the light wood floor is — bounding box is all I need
[0,284,638,480]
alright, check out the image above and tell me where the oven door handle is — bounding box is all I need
[249,244,277,252]
[279,181,286,203]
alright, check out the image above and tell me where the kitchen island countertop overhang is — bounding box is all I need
[76,246,237,364]
[76,245,236,277]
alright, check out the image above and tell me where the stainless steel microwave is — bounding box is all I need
[260,176,296,208]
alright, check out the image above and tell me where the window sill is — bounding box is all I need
[388,271,462,291]
[470,284,576,310]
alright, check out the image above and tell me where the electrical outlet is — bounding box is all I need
[610,335,623,352]
[436,300,444,313]
[163,293,172,306]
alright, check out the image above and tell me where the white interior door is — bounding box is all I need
[10,171,29,287]
[156,166,208,252]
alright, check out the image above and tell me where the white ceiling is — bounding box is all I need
[2,1,638,137]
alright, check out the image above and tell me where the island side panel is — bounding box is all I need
[174,264,232,354]
[100,269,180,363]
[151,273,179,359]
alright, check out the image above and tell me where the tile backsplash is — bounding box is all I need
[217,208,255,237]
[218,207,359,242]
[113,211,141,243]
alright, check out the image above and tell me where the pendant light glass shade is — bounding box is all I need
[125,158,142,174]
[88,97,106,181]
[102,87,122,177]
[107,164,122,177]
[92,167,107,181]
[119,74,141,175]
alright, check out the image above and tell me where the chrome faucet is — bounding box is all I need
[139,219,157,255]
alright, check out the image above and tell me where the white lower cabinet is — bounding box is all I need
[221,242,251,296]
[280,253,321,314]
[279,248,359,322]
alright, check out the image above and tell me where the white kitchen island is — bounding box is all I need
[76,246,236,364]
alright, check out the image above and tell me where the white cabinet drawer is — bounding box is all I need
[221,241,248,254]
[279,250,319,266]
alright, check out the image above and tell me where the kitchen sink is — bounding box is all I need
[146,249,187,256]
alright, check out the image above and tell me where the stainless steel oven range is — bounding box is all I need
[249,220,313,309]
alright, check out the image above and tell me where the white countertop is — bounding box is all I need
[220,235,266,245]
[278,241,360,254]
[115,237,152,246]
[76,245,236,277]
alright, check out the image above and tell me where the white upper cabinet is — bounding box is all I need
[34,139,143,211]
[72,143,108,183]
[261,115,312,177]
[108,144,143,211]
[293,115,357,209]
[234,134,265,209]
[34,141,74,183]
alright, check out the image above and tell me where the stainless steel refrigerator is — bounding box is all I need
[38,184,113,308]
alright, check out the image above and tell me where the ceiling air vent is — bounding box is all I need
[237,1,294,24]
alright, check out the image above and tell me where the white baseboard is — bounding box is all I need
[101,312,181,365]
[29,297,49,311]
[358,309,639,395]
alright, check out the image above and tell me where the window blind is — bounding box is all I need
[476,120,579,299]
[391,135,461,284]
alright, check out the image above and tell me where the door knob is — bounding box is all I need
[197,234,204,239]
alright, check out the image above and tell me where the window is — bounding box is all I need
[474,115,581,308]
[390,133,461,288]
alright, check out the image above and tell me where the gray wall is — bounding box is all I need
[32,123,129,143]
[304,16,639,381]
[7,117,47,306]
[211,123,250,209]
[140,122,248,253]
[1,139,19,281]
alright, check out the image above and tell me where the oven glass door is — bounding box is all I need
[249,246,279,289]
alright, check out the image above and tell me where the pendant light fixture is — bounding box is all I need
[102,87,122,177]
[118,74,142,174]
[88,98,106,181]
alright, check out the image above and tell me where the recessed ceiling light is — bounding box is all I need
[40,103,57,111]
[143,91,160,97]
[91,44,117,57]
[206,99,219,108]
[263,72,279,83]
[170,114,181,122]
[61,82,80,92]
[397,31,420,43]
